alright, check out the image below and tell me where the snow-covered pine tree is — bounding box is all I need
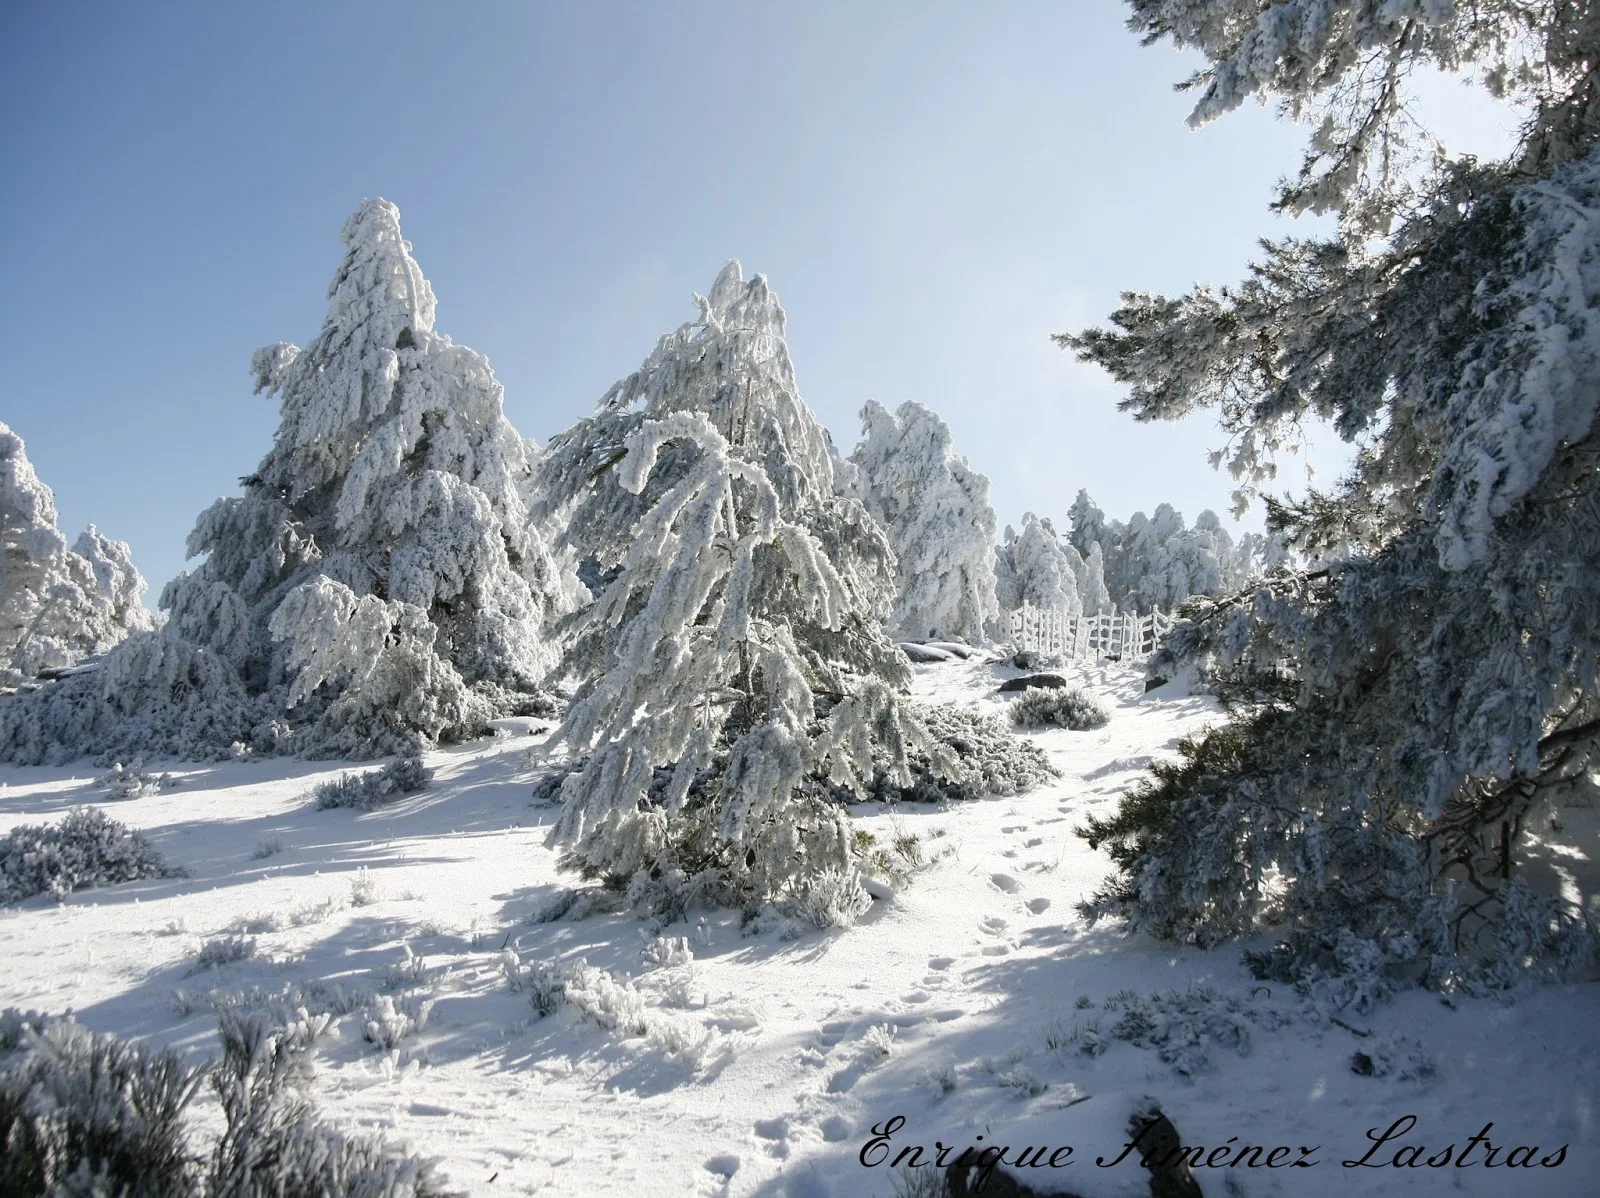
[1061,0,1600,995]
[993,512,1085,618]
[848,399,1000,643]
[535,262,944,917]
[0,422,153,684]
[0,199,574,763]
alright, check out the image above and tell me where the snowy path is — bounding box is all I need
[2,660,1595,1196]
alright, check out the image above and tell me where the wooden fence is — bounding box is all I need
[1008,603,1174,663]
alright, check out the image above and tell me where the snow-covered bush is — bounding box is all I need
[1,421,154,686]
[96,757,177,800]
[1351,1034,1437,1082]
[0,807,178,903]
[348,867,380,907]
[868,703,1057,804]
[1009,687,1110,731]
[849,399,1000,643]
[797,868,873,930]
[210,1006,453,1198]
[192,936,259,972]
[1100,985,1290,1079]
[377,946,432,992]
[536,263,942,917]
[554,961,648,1036]
[639,935,694,969]
[0,1010,204,1196]
[361,995,435,1052]
[312,756,432,812]
[0,199,578,766]
[527,962,571,1018]
[859,1022,896,1061]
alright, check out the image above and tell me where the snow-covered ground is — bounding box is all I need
[1,658,1595,1197]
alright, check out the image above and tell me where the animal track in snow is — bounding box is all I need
[1025,897,1052,915]
[928,956,954,971]
[989,873,1021,894]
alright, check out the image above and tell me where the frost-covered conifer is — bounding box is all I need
[994,513,1084,617]
[0,199,573,763]
[0,422,153,683]
[848,399,999,643]
[536,263,954,916]
[1063,0,1600,993]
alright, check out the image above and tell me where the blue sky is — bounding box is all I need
[1,2,1519,597]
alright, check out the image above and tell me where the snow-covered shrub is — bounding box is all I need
[0,1011,203,1195]
[560,963,648,1036]
[848,399,1000,643]
[1101,985,1290,1078]
[0,806,178,903]
[644,1013,714,1064]
[497,950,531,993]
[859,1023,896,1061]
[527,962,570,1018]
[96,757,177,800]
[868,703,1057,804]
[995,1064,1047,1097]
[1,422,154,686]
[249,838,283,861]
[377,946,431,992]
[0,199,578,766]
[1009,687,1110,732]
[312,756,432,812]
[1351,1033,1437,1081]
[210,1006,452,1198]
[348,867,379,907]
[797,868,872,930]
[362,995,435,1052]
[232,895,343,935]
[193,936,259,972]
[639,935,694,969]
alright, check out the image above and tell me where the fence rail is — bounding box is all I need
[1008,603,1173,663]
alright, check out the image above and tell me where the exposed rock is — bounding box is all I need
[998,673,1067,693]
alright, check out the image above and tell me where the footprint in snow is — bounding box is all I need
[754,1117,791,1158]
[990,873,1021,894]
[1025,897,1052,915]
[1024,837,1044,848]
[928,956,954,971]
[981,916,1009,934]
[705,1154,740,1180]
[820,1114,853,1142]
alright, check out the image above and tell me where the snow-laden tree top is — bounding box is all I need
[1,199,574,763]
[538,260,903,691]
[849,399,1000,644]
[0,421,153,682]
[995,513,1087,618]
